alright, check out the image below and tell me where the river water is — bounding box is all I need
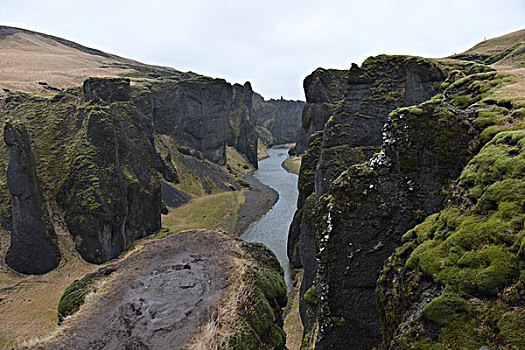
[241,147,298,290]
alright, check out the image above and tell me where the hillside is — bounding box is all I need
[289,29,524,349]
[449,28,525,68]
[0,26,189,96]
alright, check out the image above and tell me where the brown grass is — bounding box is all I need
[462,29,525,55]
[283,270,304,350]
[188,252,253,350]
[162,191,245,234]
[0,32,139,96]
[0,221,98,348]
[282,156,302,175]
[258,139,269,160]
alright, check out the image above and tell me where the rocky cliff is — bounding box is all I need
[0,74,254,268]
[54,78,162,263]
[289,30,524,349]
[252,93,305,147]
[3,120,60,274]
[229,82,258,167]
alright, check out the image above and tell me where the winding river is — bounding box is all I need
[241,147,298,290]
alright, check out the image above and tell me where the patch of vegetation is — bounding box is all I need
[227,242,288,350]
[57,267,114,323]
[162,191,244,234]
[282,156,302,175]
[377,130,525,349]
[304,285,318,306]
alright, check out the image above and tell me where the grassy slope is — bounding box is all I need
[282,156,302,175]
[162,191,245,234]
[462,29,525,55]
[0,26,182,97]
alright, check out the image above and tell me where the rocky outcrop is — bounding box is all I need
[147,77,233,165]
[4,120,60,274]
[229,82,258,167]
[288,55,450,348]
[291,46,525,349]
[252,94,305,147]
[314,101,475,349]
[56,78,161,263]
[47,230,286,349]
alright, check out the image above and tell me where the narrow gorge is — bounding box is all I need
[0,22,524,350]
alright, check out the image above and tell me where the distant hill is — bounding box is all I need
[450,28,525,68]
[0,26,192,96]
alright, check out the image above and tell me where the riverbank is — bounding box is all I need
[234,176,279,235]
[282,155,302,174]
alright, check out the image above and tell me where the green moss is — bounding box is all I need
[228,242,287,349]
[304,285,318,306]
[57,272,98,323]
[378,128,524,349]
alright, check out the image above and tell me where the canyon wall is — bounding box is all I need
[289,49,524,349]
[252,93,305,147]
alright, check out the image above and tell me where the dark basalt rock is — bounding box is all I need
[4,120,60,274]
[148,78,232,165]
[314,102,476,349]
[289,55,450,348]
[229,82,258,167]
[56,79,161,264]
[83,77,131,104]
[252,93,305,147]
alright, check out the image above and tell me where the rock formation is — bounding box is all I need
[288,57,447,341]
[56,78,162,263]
[146,77,233,165]
[290,31,525,349]
[229,82,258,167]
[4,120,60,274]
[252,94,305,147]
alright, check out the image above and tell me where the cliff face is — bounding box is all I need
[252,93,305,147]
[291,37,525,349]
[0,73,264,268]
[146,77,233,165]
[4,120,60,274]
[55,78,162,263]
[289,55,446,281]
[229,82,258,167]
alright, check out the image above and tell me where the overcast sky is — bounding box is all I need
[1,0,524,100]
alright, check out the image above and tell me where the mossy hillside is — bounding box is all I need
[228,242,288,350]
[377,130,525,349]
[57,266,115,323]
[255,126,273,147]
[0,89,82,228]
[360,55,445,108]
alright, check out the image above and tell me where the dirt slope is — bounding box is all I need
[35,230,239,350]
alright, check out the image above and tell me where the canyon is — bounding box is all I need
[0,24,524,350]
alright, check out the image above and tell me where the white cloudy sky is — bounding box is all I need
[0,0,524,100]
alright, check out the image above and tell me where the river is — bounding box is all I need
[241,147,298,290]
